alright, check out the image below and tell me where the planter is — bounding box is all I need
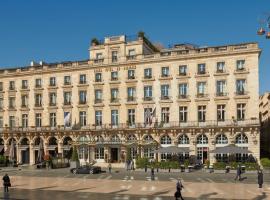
[70,161,80,169]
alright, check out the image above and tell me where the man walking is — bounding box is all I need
[2,174,11,193]
[151,167,155,180]
[108,163,112,174]
[235,165,241,181]
[258,170,263,188]
[175,179,184,200]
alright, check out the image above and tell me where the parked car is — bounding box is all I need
[70,166,101,174]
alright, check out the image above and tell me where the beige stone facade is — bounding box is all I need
[0,34,261,165]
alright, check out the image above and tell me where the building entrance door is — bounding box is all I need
[197,147,208,164]
[21,148,30,164]
[111,148,118,163]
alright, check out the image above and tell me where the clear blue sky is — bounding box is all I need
[0,0,269,94]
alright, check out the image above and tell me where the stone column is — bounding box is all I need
[89,146,95,162]
[29,143,35,165]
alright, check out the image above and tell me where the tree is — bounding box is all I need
[126,148,132,162]
[71,146,79,162]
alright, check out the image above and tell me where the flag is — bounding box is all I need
[144,108,151,125]
[64,112,71,127]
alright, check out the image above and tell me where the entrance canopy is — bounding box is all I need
[154,146,190,154]
[210,144,251,154]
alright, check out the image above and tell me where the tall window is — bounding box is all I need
[178,135,189,144]
[179,106,188,122]
[0,98,3,110]
[35,113,42,127]
[0,82,3,91]
[79,111,87,127]
[128,70,135,79]
[21,95,28,107]
[198,63,206,74]
[143,147,154,159]
[197,82,206,96]
[9,81,15,90]
[197,134,208,144]
[161,135,172,144]
[22,80,28,89]
[64,76,71,85]
[127,87,136,101]
[9,97,15,109]
[179,65,187,75]
[95,73,102,82]
[79,91,87,104]
[216,62,225,73]
[50,113,57,127]
[144,108,152,123]
[112,51,118,62]
[111,88,119,102]
[237,103,246,120]
[111,110,119,126]
[111,71,118,81]
[95,148,104,159]
[217,105,226,121]
[95,111,102,126]
[198,105,206,122]
[128,109,135,125]
[216,134,228,144]
[144,86,152,100]
[79,74,87,84]
[35,79,42,88]
[9,116,15,128]
[64,92,72,105]
[49,77,56,86]
[236,60,245,70]
[236,79,246,95]
[161,85,169,99]
[161,107,170,123]
[35,94,42,107]
[0,116,3,128]
[95,89,102,103]
[179,83,188,97]
[216,80,226,96]
[144,68,152,79]
[235,133,248,144]
[161,67,169,77]
[128,49,136,58]
[49,92,57,106]
[22,114,28,128]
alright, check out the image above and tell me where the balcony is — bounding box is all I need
[94,99,103,104]
[160,95,171,100]
[64,101,72,106]
[79,100,87,105]
[195,72,209,78]
[93,58,104,64]
[127,96,136,102]
[21,86,29,90]
[143,96,153,102]
[195,93,209,101]
[49,103,57,107]
[214,69,229,76]
[234,68,249,74]
[177,94,191,102]
[235,91,249,99]
[110,98,119,103]
[126,55,137,60]
[111,77,119,81]
[216,92,228,97]
[159,74,173,80]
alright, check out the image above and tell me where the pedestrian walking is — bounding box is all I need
[144,164,147,172]
[234,165,241,181]
[175,179,184,200]
[258,170,263,188]
[108,163,112,174]
[151,167,155,180]
[2,174,11,193]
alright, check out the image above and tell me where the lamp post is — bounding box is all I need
[257,13,270,39]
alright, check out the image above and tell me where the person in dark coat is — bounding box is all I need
[234,165,241,181]
[175,180,184,200]
[2,174,10,193]
[108,163,112,174]
[151,167,155,180]
[258,170,263,188]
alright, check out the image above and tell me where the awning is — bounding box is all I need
[210,144,252,154]
[154,146,191,154]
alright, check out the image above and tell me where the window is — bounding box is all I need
[95,148,104,159]
[197,82,206,96]
[236,79,246,95]
[9,97,15,109]
[79,91,87,104]
[64,76,71,85]
[161,107,170,123]
[95,90,102,103]
[128,49,135,56]
[79,111,87,127]
[217,62,225,73]
[95,73,102,82]
[112,51,118,62]
[22,80,28,89]
[197,134,208,144]
[79,74,87,84]
[127,134,137,142]
[216,80,226,96]
[0,116,3,128]
[96,53,103,59]
[95,111,102,126]
[22,114,28,128]
[217,105,226,121]
[64,92,72,105]
[49,93,56,106]
[235,133,248,144]
[143,147,154,159]
[111,71,118,81]
[178,135,189,144]
[144,68,152,79]
[161,153,172,160]
[21,95,28,107]
[35,79,42,88]
[128,70,135,79]
[179,106,188,122]
[127,87,136,101]
[161,135,171,144]
[161,67,169,77]
[144,86,152,100]
[237,103,246,120]
[9,81,15,90]
[64,112,71,127]
[35,113,42,127]
[0,82,3,91]
[198,105,206,122]
[0,98,3,110]
[50,113,57,127]
[179,65,187,75]
[179,83,188,98]
[111,88,119,102]
[35,94,42,107]
[49,77,56,86]
[128,109,135,125]
[216,134,228,144]
[198,63,206,74]
[236,60,245,70]
[144,108,153,124]
[111,110,118,126]
[9,116,15,128]
[161,85,169,99]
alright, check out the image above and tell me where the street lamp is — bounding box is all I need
[257,13,270,39]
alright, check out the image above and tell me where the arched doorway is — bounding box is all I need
[196,134,209,164]
[109,135,121,163]
[19,137,30,164]
[63,136,72,159]
[48,137,58,158]
[77,136,90,165]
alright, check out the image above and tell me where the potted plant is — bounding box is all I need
[70,146,80,169]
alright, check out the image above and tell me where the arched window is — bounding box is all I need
[63,137,72,145]
[178,134,189,144]
[111,135,120,142]
[127,134,137,142]
[235,133,248,144]
[8,138,16,145]
[20,138,29,145]
[48,137,57,145]
[144,135,153,142]
[216,134,228,144]
[197,134,208,144]
[34,137,42,146]
[78,136,89,143]
[96,135,104,142]
[161,135,172,145]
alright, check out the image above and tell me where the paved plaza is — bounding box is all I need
[0,168,269,200]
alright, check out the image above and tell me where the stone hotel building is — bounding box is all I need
[0,33,261,165]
